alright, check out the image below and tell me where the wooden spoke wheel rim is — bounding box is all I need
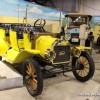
[76,56,89,77]
[26,61,37,90]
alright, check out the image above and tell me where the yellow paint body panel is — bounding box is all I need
[0,37,10,55]
[0,28,6,40]
[6,36,10,43]
[9,30,19,51]
[75,46,91,51]
[3,49,19,63]
[36,36,57,58]
[0,28,10,43]
[3,32,40,64]
[23,33,32,50]
[12,50,40,64]
[18,39,24,49]
[3,49,40,64]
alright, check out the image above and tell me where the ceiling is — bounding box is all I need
[24,0,77,12]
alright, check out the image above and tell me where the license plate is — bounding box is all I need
[71,38,79,42]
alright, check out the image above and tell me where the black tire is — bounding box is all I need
[23,58,43,97]
[72,51,95,82]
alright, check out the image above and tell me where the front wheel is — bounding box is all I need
[72,51,95,82]
[23,58,43,96]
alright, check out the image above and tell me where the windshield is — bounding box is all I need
[68,16,88,26]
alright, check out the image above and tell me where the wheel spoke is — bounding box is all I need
[31,68,36,77]
[25,75,31,80]
[80,70,83,76]
[82,57,87,64]
[78,56,88,65]
[84,66,89,69]
[29,63,35,74]
[80,56,84,63]
[84,69,88,75]
[84,63,89,66]
[77,70,86,77]
[77,67,89,77]
[82,70,87,77]
[81,57,84,63]
[26,70,30,75]
[81,70,84,77]
[28,78,37,90]
[77,70,82,76]
[27,65,31,73]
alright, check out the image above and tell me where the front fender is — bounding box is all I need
[75,46,91,51]
[71,46,91,57]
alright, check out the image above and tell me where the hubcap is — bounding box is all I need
[79,64,84,70]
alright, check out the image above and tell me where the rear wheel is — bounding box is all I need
[72,52,95,82]
[23,58,43,96]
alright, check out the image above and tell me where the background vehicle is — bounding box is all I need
[64,13,94,49]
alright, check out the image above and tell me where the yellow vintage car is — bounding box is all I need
[0,18,95,97]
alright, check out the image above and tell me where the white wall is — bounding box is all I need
[78,0,100,15]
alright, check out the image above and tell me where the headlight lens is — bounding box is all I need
[45,49,56,60]
[72,48,81,57]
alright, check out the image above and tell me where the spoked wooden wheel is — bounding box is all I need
[23,58,43,96]
[72,52,95,82]
[76,56,90,77]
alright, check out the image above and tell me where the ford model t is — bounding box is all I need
[0,13,95,96]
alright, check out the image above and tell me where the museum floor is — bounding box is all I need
[0,46,100,100]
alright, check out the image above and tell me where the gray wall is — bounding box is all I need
[48,0,78,12]
[77,0,100,15]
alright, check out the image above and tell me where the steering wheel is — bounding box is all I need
[34,19,46,29]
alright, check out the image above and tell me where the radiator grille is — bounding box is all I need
[53,45,70,64]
